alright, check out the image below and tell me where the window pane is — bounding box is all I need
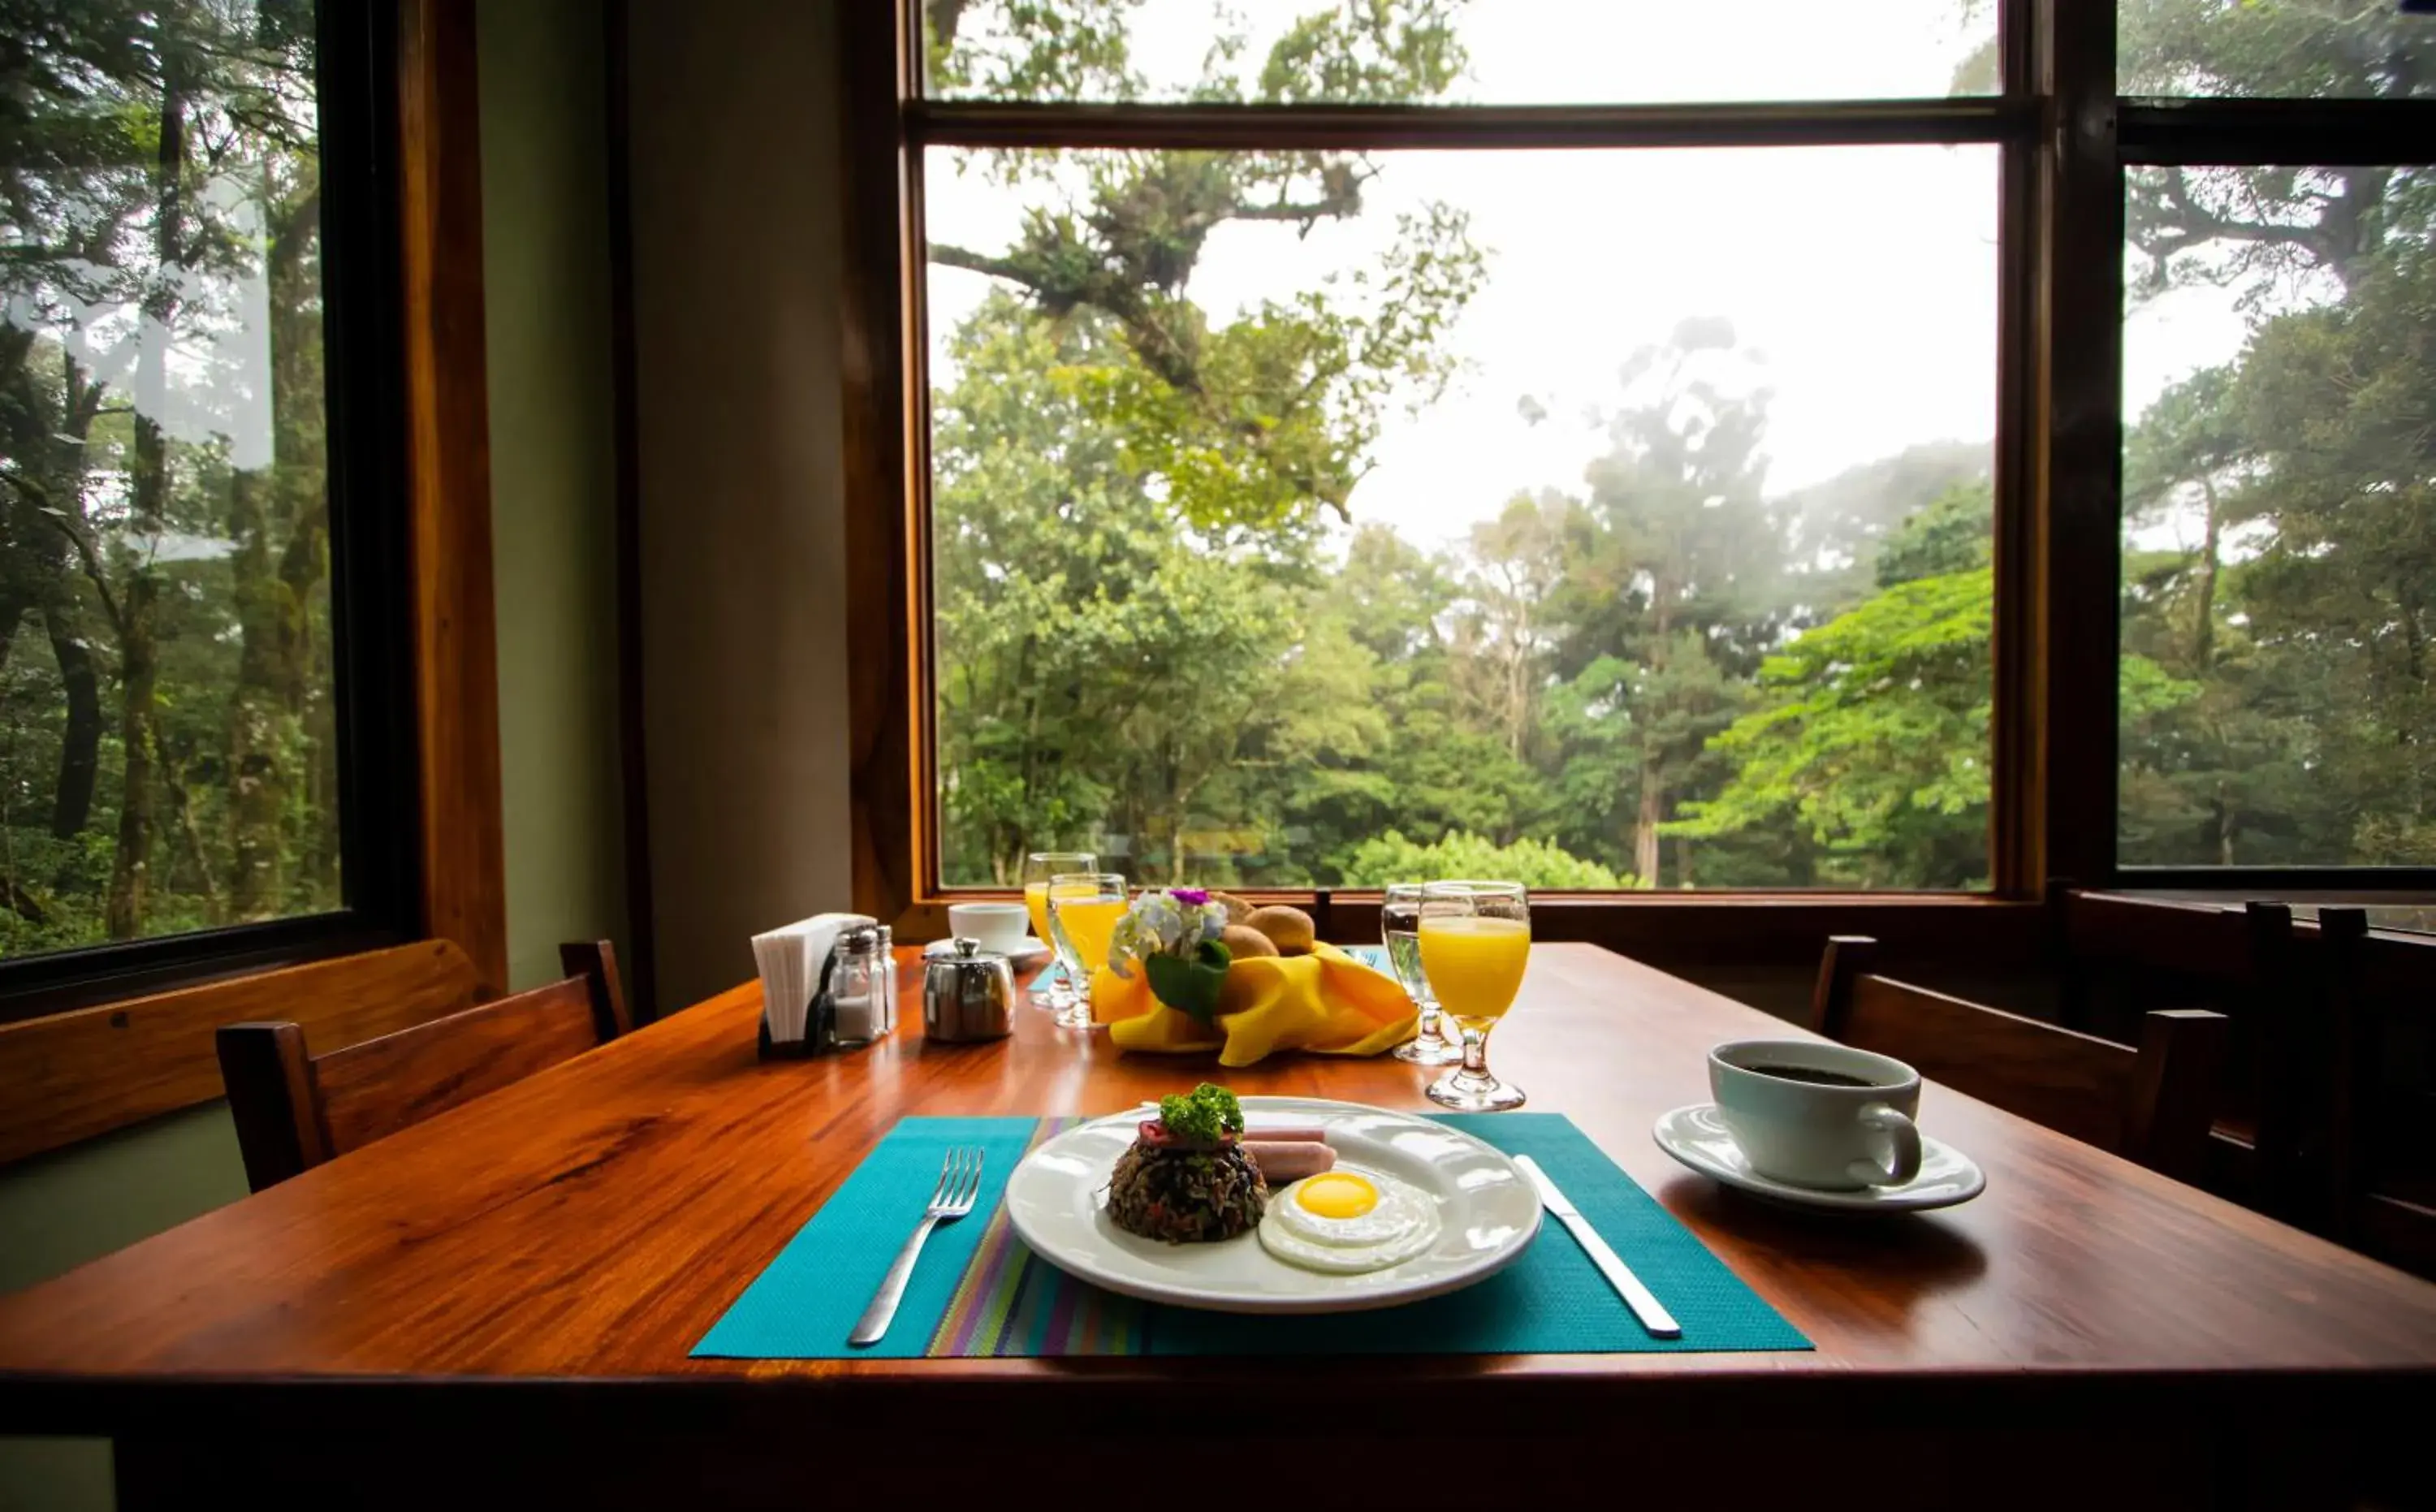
[2,5,343,954]
[2120,164,2436,867]
[927,0,1998,104]
[2120,0,2434,98]
[929,144,1997,890]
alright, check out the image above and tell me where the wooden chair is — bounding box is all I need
[0,939,481,1169]
[2048,889,2302,1206]
[217,940,630,1192]
[2311,909,2436,1277]
[2050,887,2296,1034]
[1808,936,2229,1182]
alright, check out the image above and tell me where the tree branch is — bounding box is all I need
[0,878,48,927]
[1229,159,1373,231]
[2133,166,2349,283]
[40,507,123,636]
[930,241,1034,285]
[926,0,970,53]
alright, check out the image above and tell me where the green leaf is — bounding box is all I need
[1144,939,1233,1024]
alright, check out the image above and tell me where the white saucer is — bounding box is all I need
[1652,1104,1985,1214]
[924,935,1053,967]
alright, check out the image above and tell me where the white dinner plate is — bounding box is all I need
[1652,1103,1986,1214]
[1004,1095,1542,1314]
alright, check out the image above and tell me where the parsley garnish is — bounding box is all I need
[1156,1083,1244,1145]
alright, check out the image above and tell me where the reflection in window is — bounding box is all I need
[2120,165,2435,867]
[1,4,340,953]
[927,143,1998,890]
[2119,0,2434,100]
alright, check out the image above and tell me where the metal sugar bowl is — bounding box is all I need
[922,938,1017,1042]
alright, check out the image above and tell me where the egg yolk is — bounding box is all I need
[1294,1172,1380,1219]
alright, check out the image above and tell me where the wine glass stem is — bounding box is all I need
[1461,1023,1491,1076]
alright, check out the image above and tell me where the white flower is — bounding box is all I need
[1105,891,1233,979]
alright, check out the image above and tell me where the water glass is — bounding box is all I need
[1384,882,1460,1065]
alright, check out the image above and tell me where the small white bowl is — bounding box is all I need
[947,901,1031,954]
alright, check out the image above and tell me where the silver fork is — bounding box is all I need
[849,1147,984,1346]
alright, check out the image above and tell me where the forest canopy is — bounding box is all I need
[925,0,2434,892]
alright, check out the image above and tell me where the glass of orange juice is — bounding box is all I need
[1045,871,1128,1030]
[1021,851,1096,1011]
[1417,880,1531,1111]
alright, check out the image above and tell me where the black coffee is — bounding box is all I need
[1742,1063,1878,1088]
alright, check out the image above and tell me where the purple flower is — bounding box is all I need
[1170,888,1210,906]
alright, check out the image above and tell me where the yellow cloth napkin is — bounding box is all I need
[1090,942,1418,1067]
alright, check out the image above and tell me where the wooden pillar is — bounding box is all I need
[398,0,509,996]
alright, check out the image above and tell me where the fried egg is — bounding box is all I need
[1256,1169,1440,1274]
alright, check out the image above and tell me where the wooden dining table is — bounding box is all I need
[2,943,2431,1510]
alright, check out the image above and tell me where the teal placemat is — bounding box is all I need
[693,1113,1809,1360]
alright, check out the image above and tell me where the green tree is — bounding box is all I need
[929,2,1482,529]
[927,4,1488,885]
[2225,239,2436,860]
[932,294,1389,884]
[1338,829,1631,891]
[2,1,334,952]
[1777,439,1992,619]
[1666,483,1999,888]
[2106,6,2435,868]
[1543,319,1781,886]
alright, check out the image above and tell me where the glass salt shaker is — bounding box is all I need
[829,924,889,1046]
[874,923,898,1033]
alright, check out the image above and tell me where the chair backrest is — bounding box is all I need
[1811,936,2227,1182]
[0,940,480,1168]
[2313,908,2436,1277]
[2058,890,2296,987]
[217,940,629,1192]
[2049,891,2306,1206]
[2053,889,2295,1028]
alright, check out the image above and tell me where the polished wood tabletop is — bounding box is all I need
[3,944,2432,1454]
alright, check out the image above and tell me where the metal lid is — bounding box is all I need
[836,924,885,953]
[931,935,1006,968]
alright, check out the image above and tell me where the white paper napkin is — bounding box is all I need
[750,912,874,1045]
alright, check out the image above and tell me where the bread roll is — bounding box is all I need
[1220,924,1281,959]
[1209,890,1256,925]
[1243,905,1316,956]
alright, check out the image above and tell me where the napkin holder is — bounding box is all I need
[758,949,839,1060]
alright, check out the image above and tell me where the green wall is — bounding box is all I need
[0,5,624,1505]
[480,0,629,996]
[625,0,853,1013]
[0,1106,250,1511]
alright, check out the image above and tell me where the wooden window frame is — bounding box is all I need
[0,0,508,1020]
[839,0,2436,947]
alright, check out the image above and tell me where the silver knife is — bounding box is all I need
[1515,1155,1682,1339]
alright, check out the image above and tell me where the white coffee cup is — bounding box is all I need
[947,901,1030,954]
[1708,1039,1924,1191]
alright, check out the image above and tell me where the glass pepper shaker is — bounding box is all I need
[874,923,897,1033]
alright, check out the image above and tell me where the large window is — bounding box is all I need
[864,0,2436,907]
[0,2,412,983]
[2115,7,2434,877]
[922,2,2003,892]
